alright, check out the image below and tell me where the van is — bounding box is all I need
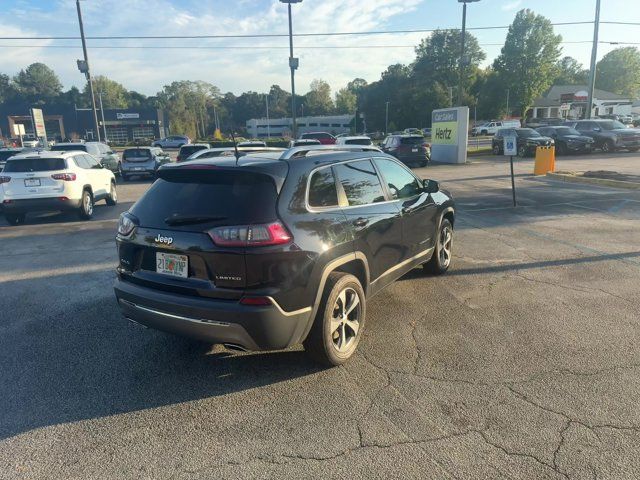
[471,120,520,136]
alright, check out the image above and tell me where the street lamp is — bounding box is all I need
[280,0,302,139]
[385,101,390,134]
[457,0,480,107]
[76,0,101,142]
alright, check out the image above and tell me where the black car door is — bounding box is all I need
[374,157,438,259]
[333,159,403,283]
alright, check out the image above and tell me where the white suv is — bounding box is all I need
[0,150,117,225]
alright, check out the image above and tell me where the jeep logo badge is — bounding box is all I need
[154,234,173,246]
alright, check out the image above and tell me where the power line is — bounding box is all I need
[0,21,598,41]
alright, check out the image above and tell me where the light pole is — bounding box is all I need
[586,0,601,119]
[265,94,271,139]
[457,0,480,106]
[76,0,100,142]
[280,0,302,139]
[506,88,510,117]
[385,101,390,134]
[98,89,107,142]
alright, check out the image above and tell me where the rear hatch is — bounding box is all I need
[1,157,68,199]
[398,136,428,156]
[119,166,287,300]
[123,149,155,170]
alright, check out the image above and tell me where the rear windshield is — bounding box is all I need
[345,138,372,145]
[51,144,87,152]
[4,158,66,172]
[400,137,424,145]
[123,149,152,160]
[302,133,331,140]
[131,170,279,230]
[180,145,207,156]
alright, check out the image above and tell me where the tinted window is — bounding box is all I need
[308,168,338,208]
[374,159,422,200]
[84,154,100,168]
[597,120,625,130]
[4,157,66,172]
[51,144,88,152]
[131,171,278,230]
[303,133,331,140]
[345,138,372,145]
[123,149,152,160]
[516,129,541,138]
[74,155,89,169]
[400,136,424,145]
[0,151,21,162]
[333,160,385,206]
[556,127,581,136]
[575,122,593,131]
[180,145,207,157]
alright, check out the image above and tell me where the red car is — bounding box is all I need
[299,132,336,145]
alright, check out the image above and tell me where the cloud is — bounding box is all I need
[501,0,522,11]
[2,0,427,96]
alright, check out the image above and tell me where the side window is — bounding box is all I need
[333,159,386,206]
[575,122,589,132]
[374,158,422,200]
[74,155,89,169]
[83,154,100,169]
[308,168,339,208]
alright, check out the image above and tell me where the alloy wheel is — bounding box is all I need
[110,184,117,202]
[330,287,361,353]
[84,193,93,216]
[439,224,453,268]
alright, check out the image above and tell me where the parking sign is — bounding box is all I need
[504,135,517,156]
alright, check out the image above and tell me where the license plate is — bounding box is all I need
[134,167,143,171]
[156,252,188,278]
[412,148,418,152]
[24,178,41,187]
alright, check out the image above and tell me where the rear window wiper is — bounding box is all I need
[164,214,228,226]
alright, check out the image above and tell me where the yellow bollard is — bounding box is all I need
[534,146,555,175]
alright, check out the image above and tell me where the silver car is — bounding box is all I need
[152,135,191,149]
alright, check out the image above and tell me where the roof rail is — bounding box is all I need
[279,144,382,160]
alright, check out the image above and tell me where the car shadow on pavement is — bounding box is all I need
[0,202,135,227]
[0,273,323,440]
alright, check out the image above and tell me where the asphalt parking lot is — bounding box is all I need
[1,152,639,479]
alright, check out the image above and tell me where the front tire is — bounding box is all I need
[5,213,26,226]
[602,140,615,153]
[304,273,366,367]
[492,144,501,155]
[517,145,527,158]
[78,190,94,220]
[424,218,453,275]
[106,182,118,206]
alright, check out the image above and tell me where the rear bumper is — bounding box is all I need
[122,165,156,175]
[113,277,313,351]
[2,197,81,213]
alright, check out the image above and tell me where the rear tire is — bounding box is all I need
[492,144,501,155]
[304,273,366,367]
[424,218,453,275]
[602,140,615,153]
[5,213,26,226]
[517,145,527,157]
[106,182,117,206]
[78,190,94,220]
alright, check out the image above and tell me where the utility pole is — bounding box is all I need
[449,87,454,107]
[266,94,271,139]
[98,90,107,142]
[586,0,601,119]
[457,0,480,106]
[385,101,390,134]
[506,88,510,117]
[76,0,100,142]
[280,0,302,139]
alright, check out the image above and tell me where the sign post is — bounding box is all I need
[503,133,518,207]
[431,106,469,164]
[30,108,48,146]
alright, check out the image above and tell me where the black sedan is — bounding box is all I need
[536,126,594,155]
[492,128,554,157]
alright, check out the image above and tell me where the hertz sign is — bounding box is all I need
[431,107,469,164]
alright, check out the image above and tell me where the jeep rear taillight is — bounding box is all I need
[51,173,76,181]
[208,221,292,247]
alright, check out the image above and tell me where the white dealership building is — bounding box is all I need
[246,114,354,138]
[531,85,632,120]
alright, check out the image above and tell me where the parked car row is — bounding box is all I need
[491,119,640,156]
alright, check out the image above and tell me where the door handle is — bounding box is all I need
[352,217,369,227]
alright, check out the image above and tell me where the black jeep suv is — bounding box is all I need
[113,146,455,366]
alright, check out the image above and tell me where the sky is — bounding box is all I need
[0,0,638,97]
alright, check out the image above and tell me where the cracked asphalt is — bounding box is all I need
[1,152,639,479]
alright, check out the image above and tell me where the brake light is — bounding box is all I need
[240,297,273,306]
[208,221,292,247]
[51,173,76,181]
[0,176,10,184]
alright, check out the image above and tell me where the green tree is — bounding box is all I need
[85,75,129,109]
[553,56,588,85]
[157,80,221,138]
[335,87,357,114]
[14,63,63,105]
[347,78,368,95]
[493,9,562,118]
[0,74,15,104]
[304,79,334,116]
[268,84,291,118]
[596,47,640,98]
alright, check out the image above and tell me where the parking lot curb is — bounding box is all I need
[546,172,640,190]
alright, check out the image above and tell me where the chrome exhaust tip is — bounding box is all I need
[223,343,249,352]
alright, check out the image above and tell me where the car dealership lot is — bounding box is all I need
[1,153,639,479]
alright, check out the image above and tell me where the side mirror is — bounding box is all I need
[424,179,439,194]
